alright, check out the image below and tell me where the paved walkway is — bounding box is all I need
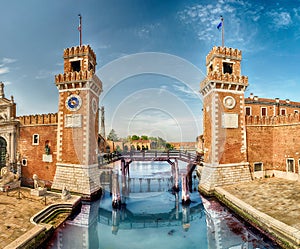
[0,188,64,248]
[222,177,300,230]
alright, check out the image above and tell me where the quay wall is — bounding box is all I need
[214,187,300,249]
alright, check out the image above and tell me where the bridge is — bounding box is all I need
[118,150,201,164]
[102,150,202,209]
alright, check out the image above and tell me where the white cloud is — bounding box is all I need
[0,67,9,75]
[136,23,161,39]
[267,10,292,28]
[172,84,200,100]
[177,1,266,50]
[2,57,17,64]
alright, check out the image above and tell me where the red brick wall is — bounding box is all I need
[246,123,300,173]
[18,124,57,187]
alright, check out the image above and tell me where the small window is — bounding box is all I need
[71,60,81,72]
[245,107,251,116]
[223,62,233,74]
[22,159,27,166]
[287,158,295,172]
[32,134,39,145]
[280,109,286,115]
[209,64,213,73]
[254,162,263,172]
[294,110,299,114]
[261,107,267,116]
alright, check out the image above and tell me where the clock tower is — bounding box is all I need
[199,46,251,194]
[52,45,102,200]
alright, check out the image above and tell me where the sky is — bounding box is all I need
[1,0,300,142]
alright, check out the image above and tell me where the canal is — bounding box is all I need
[47,161,280,249]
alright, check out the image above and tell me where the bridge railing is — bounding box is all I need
[117,150,201,164]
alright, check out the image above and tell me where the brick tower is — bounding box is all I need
[199,46,251,194]
[52,45,102,200]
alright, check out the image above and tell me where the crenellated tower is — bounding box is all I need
[52,45,102,200]
[199,46,251,194]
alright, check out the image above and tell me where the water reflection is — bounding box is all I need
[47,162,279,249]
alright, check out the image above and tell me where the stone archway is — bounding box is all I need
[0,137,7,167]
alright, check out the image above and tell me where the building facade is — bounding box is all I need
[245,96,300,180]
[199,46,300,194]
[0,44,103,199]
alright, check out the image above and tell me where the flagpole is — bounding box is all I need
[78,14,82,46]
[221,16,224,47]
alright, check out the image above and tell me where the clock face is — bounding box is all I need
[223,96,236,109]
[66,94,82,111]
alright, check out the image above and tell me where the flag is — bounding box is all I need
[217,21,222,30]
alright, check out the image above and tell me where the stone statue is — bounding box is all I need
[32,174,45,189]
[61,186,71,200]
[31,174,46,196]
[0,167,19,186]
[45,144,50,155]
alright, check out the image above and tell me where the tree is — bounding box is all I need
[131,135,140,141]
[141,135,148,140]
[166,143,174,150]
[107,129,119,141]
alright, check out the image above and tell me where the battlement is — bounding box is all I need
[200,71,248,93]
[63,45,96,61]
[206,46,242,65]
[246,113,300,126]
[55,70,94,84]
[18,113,58,126]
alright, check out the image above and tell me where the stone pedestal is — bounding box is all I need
[31,187,47,196]
[199,162,252,195]
[52,163,101,201]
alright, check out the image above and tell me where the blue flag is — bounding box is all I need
[217,21,222,30]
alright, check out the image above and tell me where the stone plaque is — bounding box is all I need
[222,113,238,128]
[42,154,53,162]
[65,114,82,128]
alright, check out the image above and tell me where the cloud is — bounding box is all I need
[135,23,161,39]
[2,57,17,64]
[0,67,9,75]
[0,57,16,75]
[267,10,292,29]
[172,84,200,100]
[177,1,269,50]
[177,0,253,44]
